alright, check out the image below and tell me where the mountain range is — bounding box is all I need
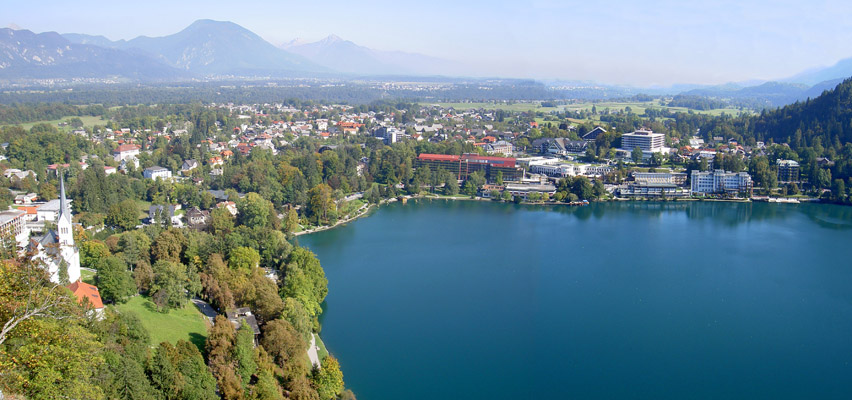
[60,20,325,77]
[281,35,459,76]
[0,28,186,81]
[3,19,852,108]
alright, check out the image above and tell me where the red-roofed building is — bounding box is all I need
[68,280,105,318]
[113,144,141,162]
[415,153,521,182]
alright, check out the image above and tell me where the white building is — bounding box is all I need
[113,144,141,162]
[32,177,81,284]
[633,172,688,186]
[504,183,557,200]
[691,170,753,195]
[0,209,28,249]
[621,129,666,154]
[528,159,613,178]
[143,166,172,180]
[485,140,514,155]
[36,198,72,223]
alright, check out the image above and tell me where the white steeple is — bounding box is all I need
[52,173,80,283]
[57,174,73,246]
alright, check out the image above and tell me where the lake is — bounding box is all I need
[299,200,852,399]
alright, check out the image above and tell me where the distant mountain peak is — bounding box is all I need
[284,34,460,76]
[282,37,309,48]
[6,23,23,30]
[322,34,345,43]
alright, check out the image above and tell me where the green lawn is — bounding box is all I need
[338,199,366,217]
[562,101,749,118]
[422,100,750,122]
[81,269,96,285]
[3,115,106,131]
[314,333,329,361]
[114,296,209,350]
[420,101,560,113]
[136,200,152,220]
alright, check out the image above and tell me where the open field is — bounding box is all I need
[2,115,106,131]
[423,100,749,122]
[561,101,748,117]
[136,200,152,220]
[115,296,209,350]
[420,101,560,113]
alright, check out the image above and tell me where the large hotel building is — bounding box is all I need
[620,129,666,153]
[415,153,523,182]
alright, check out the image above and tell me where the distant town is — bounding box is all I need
[0,99,829,254]
[0,90,849,399]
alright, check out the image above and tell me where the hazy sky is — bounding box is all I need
[5,0,852,86]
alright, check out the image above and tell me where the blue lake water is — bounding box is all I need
[300,200,852,399]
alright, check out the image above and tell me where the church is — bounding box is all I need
[31,176,81,284]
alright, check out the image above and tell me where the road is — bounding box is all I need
[308,334,321,368]
[191,298,218,323]
[343,192,364,202]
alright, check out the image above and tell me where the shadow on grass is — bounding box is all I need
[189,332,207,353]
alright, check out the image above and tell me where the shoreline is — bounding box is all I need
[294,202,374,236]
[295,193,823,237]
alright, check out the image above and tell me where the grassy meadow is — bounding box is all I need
[114,296,209,350]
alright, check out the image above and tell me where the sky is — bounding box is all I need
[5,0,852,86]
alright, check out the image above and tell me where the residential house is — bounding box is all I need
[181,159,200,174]
[185,207,210,230]
[143,166,172,180]
[67,280,105,319]
[148,205,180,226]
[216,201,238,216]
[227,308,261,343]
[581,126,607,141]
[113,144,141,163]
[14,193,38,205]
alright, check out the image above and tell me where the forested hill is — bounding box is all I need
[749,77,852,149]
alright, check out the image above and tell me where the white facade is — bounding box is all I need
[113,145,141,162]
[36,199,72,222]
[504,183,557,200]
[35,177,81,284]
[529,160,613,178]
[633,172,688,186]
[621,129,665,153]
[691,170,753,194]
[486,141,513,155]
[143,166,172,180]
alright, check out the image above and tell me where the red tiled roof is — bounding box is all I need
[114,144,141,153]
[461,153,516,167]
[17,206,37,215]
[418,154,460,162]
[67,280,104,309]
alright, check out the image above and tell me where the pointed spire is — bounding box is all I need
[59,172,70,222]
